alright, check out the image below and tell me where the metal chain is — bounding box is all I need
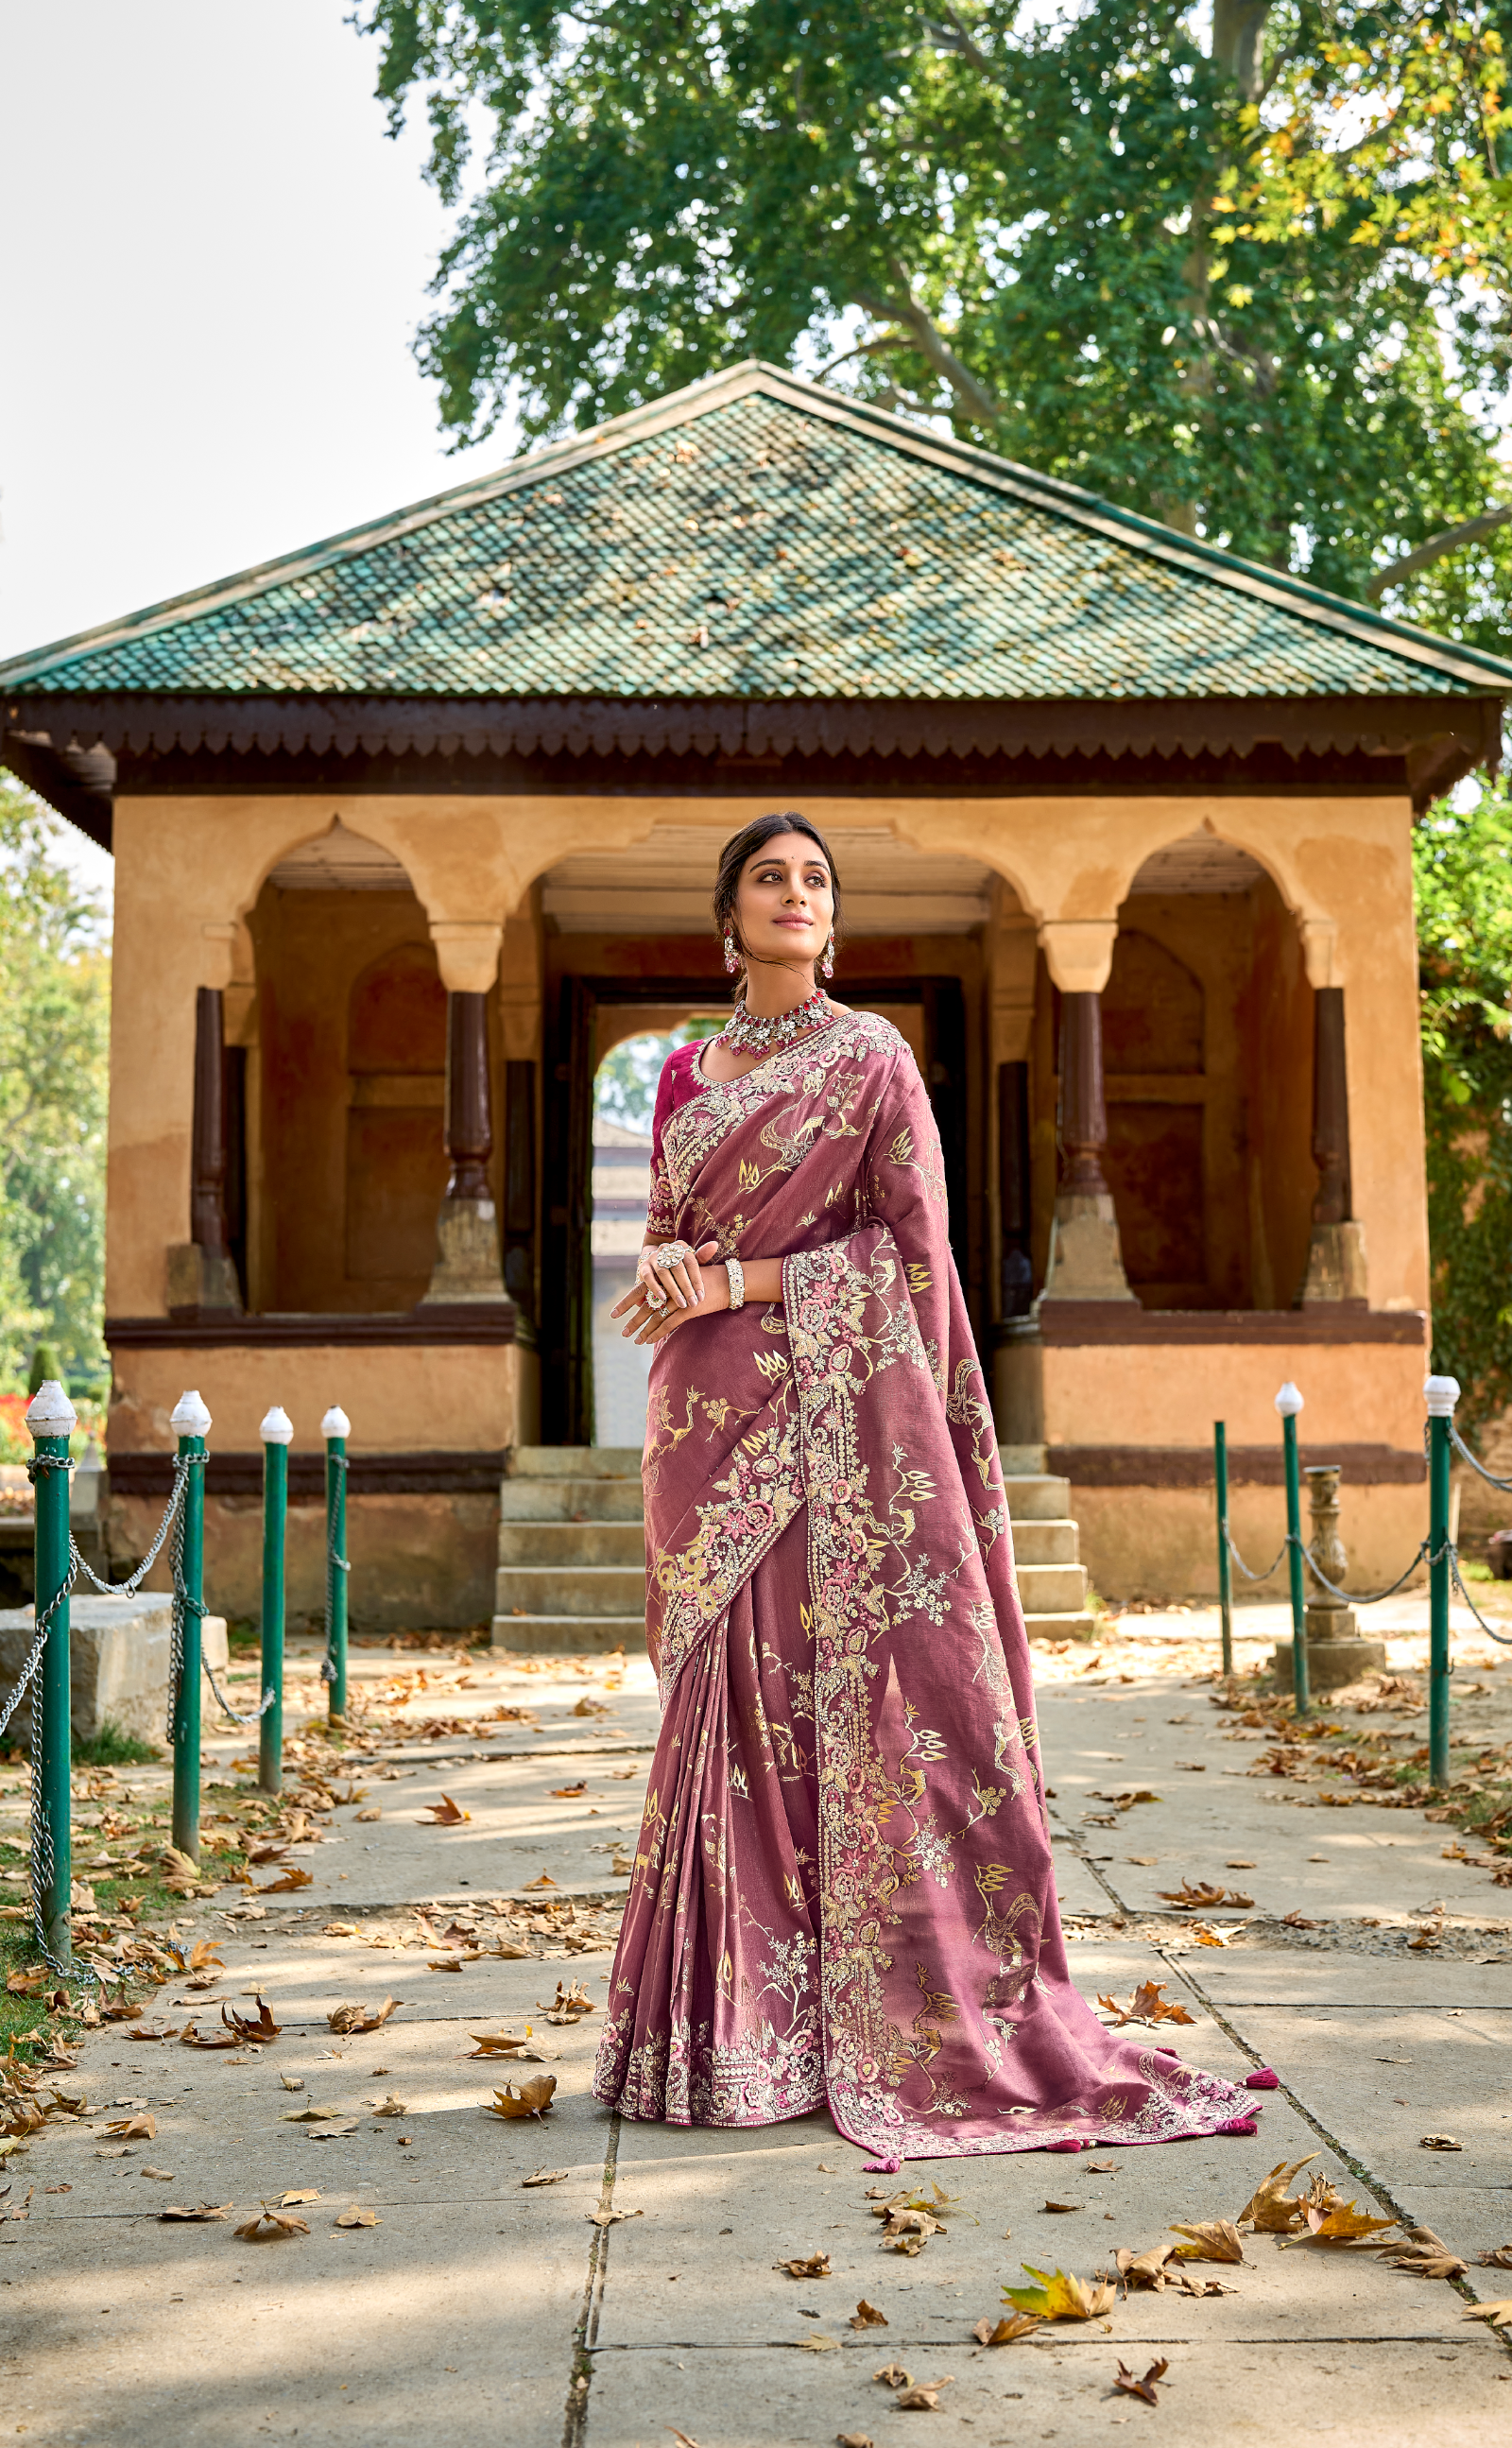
[1449,1419,1512,1494]
[1448,1547,1512,1646]
[1223,1526,1291,1584]
[320,1451,350,1686]
[1298,1534,1435,1610]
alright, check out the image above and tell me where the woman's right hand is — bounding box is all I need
[611,1238,718,1323]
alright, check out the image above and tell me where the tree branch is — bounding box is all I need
[1366,504,1512,600]
[852,269,1002,426]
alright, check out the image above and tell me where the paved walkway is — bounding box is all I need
[3,1601,1511,2446]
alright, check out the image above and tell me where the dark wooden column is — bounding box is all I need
[1310,985,1352,1228]
[1058,991,1110,1194]
[190,987,231,1258]
[997,1060,1033,1317]
[503,1059,538,1315]
[443,991,492,1199]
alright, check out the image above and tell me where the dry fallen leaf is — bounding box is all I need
[552,1784,588,1800]
[281,2103,346,2125]
[1237,2156,1318,2234]
[775,2251,832,2279]
[1042,2200,1082,2215]
[354,1807,381,1824]
[1097,1983,1195,2029]
[139,2165,177,2181]
[971,2313,1040,2344]
[367,2094,408,2118]
[281,2190,321,2206]
[1002,2265,1116,2321]
[894,2378,953,2410]
[303,2119,361,2140]
[254,1870,314,1895]
[280,2076,305,2094]
[485,2076,557,2121]
[328,1999,399,2036]
[1169,2219,1245,2264]
[235,2204,310,2242]
[221,2000,282,2045]
[1157,1880,1228,1909]
[1479,2246,1512,2269]
[544,1980,596,2024]
[522,2168,570,2188]
[418,1795,471,1826]
[797,2334,842,2353]
[105,2114,155,2141]
[1419,2134,1463,2152]
[158,2202,231,2222]
[836,2436,875,2448]
[523,1873,558,1891]
[178,2023,241,2052]
[1303,2198,1399,2245]
[335,2205,380,2229]
[1114,2357,1171,2406]
[850,2300,889,2329]
[586,2207,643,2227]
[872,2364,913,2389]
[1385,2227,1468,2280]
[1464,2300,1512,2331]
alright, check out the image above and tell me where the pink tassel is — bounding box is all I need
[1245,2067,1280,2090]
[1045,2138,1084,2153]
[863,2155,902,2175]
[1217,2114,1259,2136]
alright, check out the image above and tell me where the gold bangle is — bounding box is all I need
[725,1254,746,1312]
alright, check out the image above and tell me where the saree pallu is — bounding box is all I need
[593,1013,1253,2163]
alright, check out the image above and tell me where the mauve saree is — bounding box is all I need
[593,1012,1255,2164]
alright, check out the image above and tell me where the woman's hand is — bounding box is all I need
[613,1237,716,1322]
[614,1241,726,1346]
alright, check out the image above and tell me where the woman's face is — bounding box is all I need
[733,832,834,972]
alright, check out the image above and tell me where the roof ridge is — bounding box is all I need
[3,355,1509,698]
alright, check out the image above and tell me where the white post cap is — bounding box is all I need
[321,1405,351,1439]
[170,1388,213,1438]
[1274,1381,1305,1418]
[1424,1374,1461,1418]
[26,1380,77,1439]
[260,1405,294,1445]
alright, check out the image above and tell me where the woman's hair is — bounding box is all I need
[712,813,843,983]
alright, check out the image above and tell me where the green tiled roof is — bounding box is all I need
[4,363,1509,704]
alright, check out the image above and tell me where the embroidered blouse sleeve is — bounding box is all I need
[645,1054,682,1241]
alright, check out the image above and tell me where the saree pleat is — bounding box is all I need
[593,1013,1255,2161]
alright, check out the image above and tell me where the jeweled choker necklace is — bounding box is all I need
[719,985,831,1056]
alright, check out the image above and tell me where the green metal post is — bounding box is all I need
[1214,1420,1234,1681]
[1276,1380,1309,1718]
[1425,1373,1459,1792]
[322,1405,350,1724]
[170,1389,210,1864]
[258,1406,292,1794]
[26,1380,76,1967]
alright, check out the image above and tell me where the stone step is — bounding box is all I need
[1003,1474,1072,1523]
[1016,1561,1091,1614]
[490,1612,645,1656]
[494,1562,645,1618]
[1022,1610,1098,1645]
[508,1445,642,1479]
[1010,1519,1079,1567]
[499,1477,646,1523]
[497,1520,644,1568]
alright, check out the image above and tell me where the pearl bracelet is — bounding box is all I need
[725,1254,746,1312]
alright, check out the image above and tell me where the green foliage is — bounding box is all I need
[26,1344,63,1398]
[0,779,111,1397]
[353,0,1512,602]
[72,1720,162,1768]
[1414,780,1512,1435]
[593,1019,724,1134]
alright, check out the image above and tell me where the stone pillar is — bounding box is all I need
[1272,1463,1386,1690]
[503,1059,538,1316]
[1298,984,1367,1303]
[1040,986,1134,1303]
[421,991,511,1308]
[166,987,242,1315]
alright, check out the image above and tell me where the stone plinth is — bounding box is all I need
[1272,1630,1388,1692]
[0,1596,230,1749]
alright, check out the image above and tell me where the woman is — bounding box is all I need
[592,814,1257,2165]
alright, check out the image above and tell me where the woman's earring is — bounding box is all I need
[820,934,835,980]
[724,929,740,975]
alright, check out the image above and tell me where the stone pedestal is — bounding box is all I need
[165,1241,242,1315]
[1271,1459,1386,1689]
[0,1595,230,1750]
[421,1198,513,1307]
[1298,1219,1367,1305]
[1272,1628,1388,1691]
[1040,1192,1137,1302]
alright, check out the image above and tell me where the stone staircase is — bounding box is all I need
[490,1445,1094,1652]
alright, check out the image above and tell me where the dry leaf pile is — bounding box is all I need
[868,2182,954,2256]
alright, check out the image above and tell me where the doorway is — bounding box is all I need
[541,974,971,1445]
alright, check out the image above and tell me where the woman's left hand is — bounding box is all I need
[620,1243,728,1345]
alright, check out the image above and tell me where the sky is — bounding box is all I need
[1,1,514,893]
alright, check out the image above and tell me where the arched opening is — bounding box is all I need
[247,821,457,1313]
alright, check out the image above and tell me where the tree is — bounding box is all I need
[356,0,1512,621]
[0,780,111,1396]
[1414,777,1512,1433]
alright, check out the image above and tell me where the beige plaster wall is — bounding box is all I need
[1073,1478,1428,1605]
[111,784,1426,1325]
[109,1490,497,1633]
[106,1342,529,1458]
[1041,1337,1426,1453]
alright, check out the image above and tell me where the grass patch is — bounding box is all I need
[72,1719,161,1767]
[227,1621,260,1656]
